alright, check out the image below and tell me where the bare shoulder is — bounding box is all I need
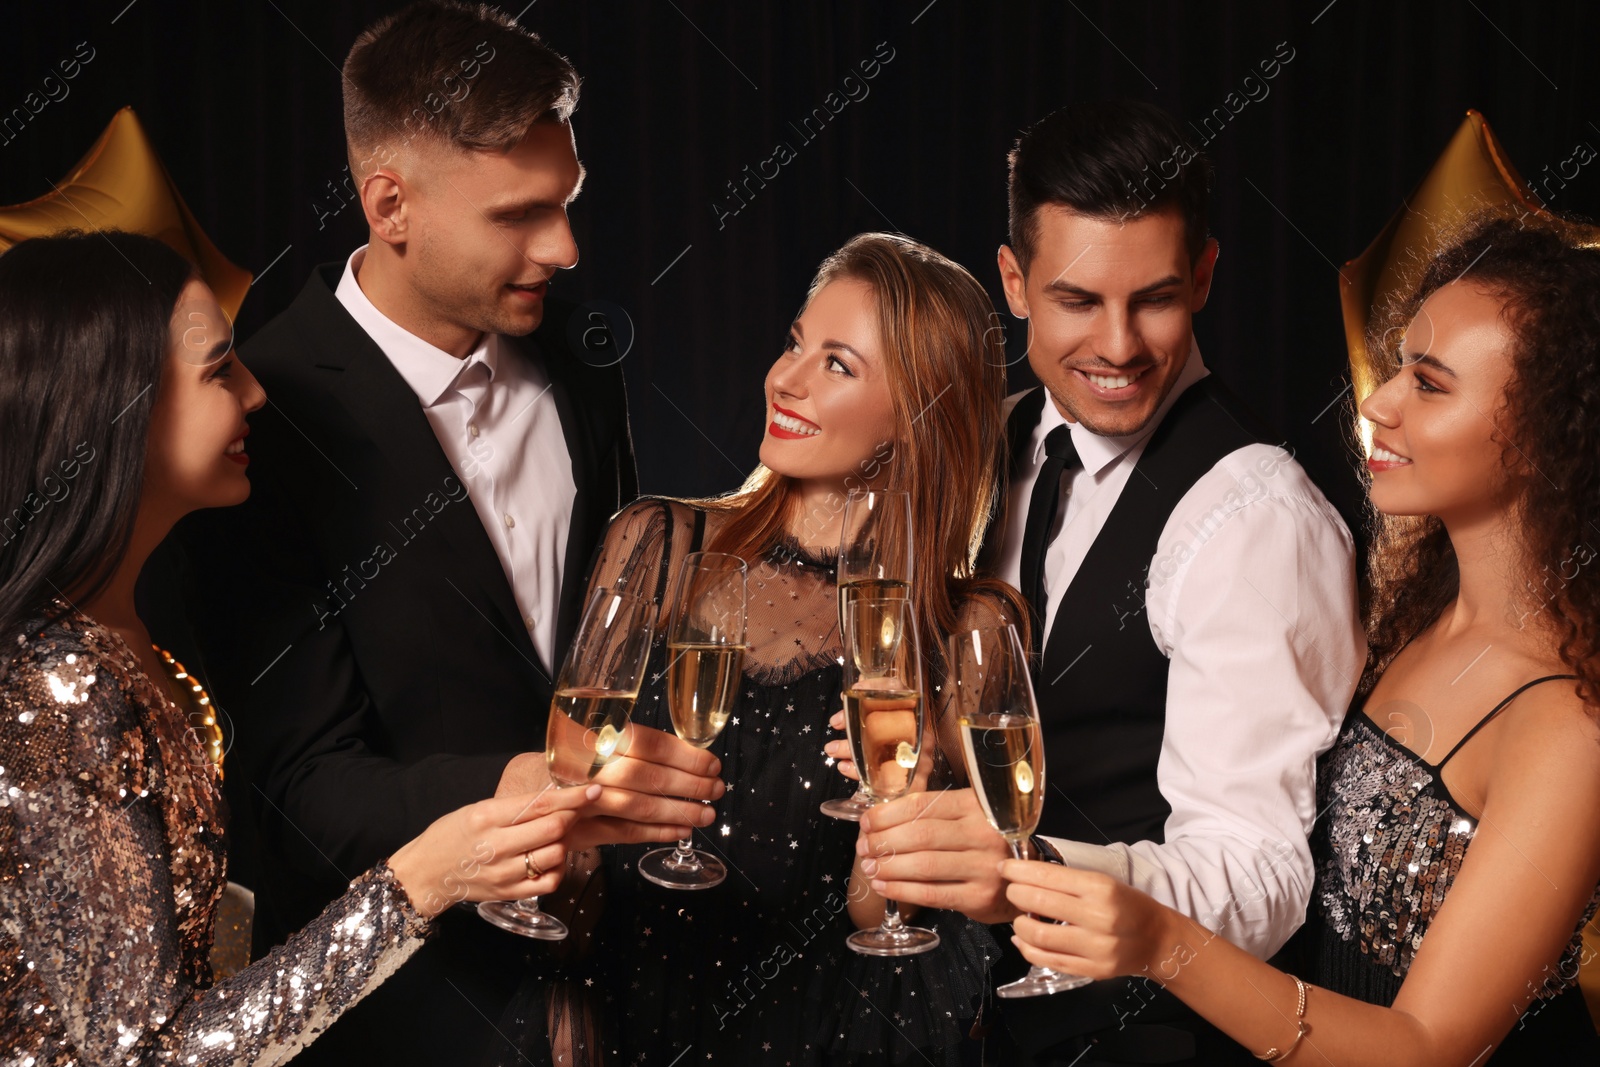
[1488,675,1600,799]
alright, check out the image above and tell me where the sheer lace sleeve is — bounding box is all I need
[582,497,703,629]
[0,617,434,1067]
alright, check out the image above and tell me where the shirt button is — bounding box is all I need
[468,423,480,437]
[503,513,515,528]
[525,616,536,630]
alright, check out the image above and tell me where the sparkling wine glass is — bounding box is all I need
[947,623,1091,996]
[844,595,940,956]
[639,552,747,890]
[824,488,913,821]
[478,586,654,939]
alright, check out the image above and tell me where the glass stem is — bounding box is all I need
[1008,837,1058,976]
[671,833,698,865]
[515,895,543,915]
[673,798,710,866]
[881,897,906,934]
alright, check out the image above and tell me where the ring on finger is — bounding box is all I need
[523,851,543,881]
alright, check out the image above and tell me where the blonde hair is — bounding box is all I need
[702,232,1028,676]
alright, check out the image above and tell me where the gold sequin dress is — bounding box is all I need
[1,601,434,1065]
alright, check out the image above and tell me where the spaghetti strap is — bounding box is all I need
[1436,673,1579,769]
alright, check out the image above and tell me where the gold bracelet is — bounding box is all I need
[1254,975,1309,1061]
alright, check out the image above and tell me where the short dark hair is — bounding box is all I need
[343,1,580,175]
[0,231,196,646]
[1007,98,1213,272]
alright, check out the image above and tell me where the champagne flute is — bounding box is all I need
[639,552,747,890]
[478,586,655,939]
[844,595,940,956]
[824,488,913,821]
[947,623,1091,996]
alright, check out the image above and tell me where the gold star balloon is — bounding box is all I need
[0,106,250,318]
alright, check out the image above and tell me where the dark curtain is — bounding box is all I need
[8,0,1600,534]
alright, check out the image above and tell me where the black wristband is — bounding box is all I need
[1030,835,1066,865]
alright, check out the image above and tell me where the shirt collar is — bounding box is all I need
[334,244,495,408]
[1032,337,1210,477]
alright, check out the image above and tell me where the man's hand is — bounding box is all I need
[496,751,553,797]
[565,723,725,850]
[856,787,1017,923]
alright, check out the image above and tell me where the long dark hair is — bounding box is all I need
[1361,213,1600,711]
[0,230,196,648]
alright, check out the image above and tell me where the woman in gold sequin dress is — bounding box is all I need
[0,231,592,1066]
[995,214,1600,1065]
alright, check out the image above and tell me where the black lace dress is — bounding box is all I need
[580,499,997,1066]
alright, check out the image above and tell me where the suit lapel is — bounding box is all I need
[302,265,545,674]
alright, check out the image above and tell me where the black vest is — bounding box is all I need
[994,377,1278,1064]
[1007,377,1273,844]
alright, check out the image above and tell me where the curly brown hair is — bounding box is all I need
[1360,212,1600,710]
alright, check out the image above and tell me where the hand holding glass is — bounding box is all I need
[948,623,1090,995]
[478,587,654,939]
[639,552,747,890]
[826,488,913,821]
[845,595,940,956]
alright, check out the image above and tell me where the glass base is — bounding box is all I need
[820,793,871,821]
[477,899,569,940]
[847,924,940,957]
[638,846,727,890]
[997,966,1093,998]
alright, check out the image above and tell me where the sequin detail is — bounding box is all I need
[1,603,434,1064]
[1306,711,1598,1006]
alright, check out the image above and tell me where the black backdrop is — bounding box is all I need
[9,0,1600,534]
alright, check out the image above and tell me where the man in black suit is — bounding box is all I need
[165,4,722,1063]
[848,100,1364,1064]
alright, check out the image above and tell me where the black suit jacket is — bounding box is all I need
[161,263,635,1064]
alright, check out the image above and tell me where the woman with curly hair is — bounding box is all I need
[994,212,1600,1065]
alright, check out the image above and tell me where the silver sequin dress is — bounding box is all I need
[1,602,435,1066]
[1301,678,1600,1061]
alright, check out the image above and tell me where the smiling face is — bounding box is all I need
[1359,281,1519,525]
[758,277,897,490]
[367,120,583,348]
[142,278,266,515]
[998,204,1217,436]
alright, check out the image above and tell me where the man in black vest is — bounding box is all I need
[852,100,1364,1064]
[160,4,722,1064]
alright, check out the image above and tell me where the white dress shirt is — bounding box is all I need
[998,340,1365,960]
[335,245,576,672]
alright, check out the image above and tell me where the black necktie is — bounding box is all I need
[1019,425,1081,646]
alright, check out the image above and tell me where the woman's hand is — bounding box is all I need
[388,783,599,919]
[825,706,935,791]
[999,858,1197,982]
[826,708,859,780]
